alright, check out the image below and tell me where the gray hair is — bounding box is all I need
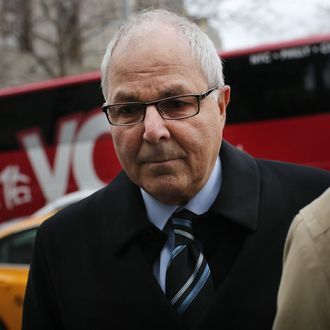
[100,9,224,102]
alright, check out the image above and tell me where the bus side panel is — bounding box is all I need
[224,113,330,170]
[0,130,120,223]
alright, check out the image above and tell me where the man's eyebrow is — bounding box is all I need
[112,91,138,103]
[160,87,187,98]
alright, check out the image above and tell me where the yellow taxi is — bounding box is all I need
[0,190,95,330]
[0,212,52,330]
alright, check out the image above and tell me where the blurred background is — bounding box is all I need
[0,3,329,329]
[1,0,330,88]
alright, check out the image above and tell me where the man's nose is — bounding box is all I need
[143,105,170,143]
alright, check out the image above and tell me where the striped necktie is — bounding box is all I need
[165,209,214,328]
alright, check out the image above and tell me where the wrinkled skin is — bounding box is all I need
[107,24,230,205]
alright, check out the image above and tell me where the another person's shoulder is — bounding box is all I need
[273,187,330,330]
[295,187,330,239]
[284,187,330,267]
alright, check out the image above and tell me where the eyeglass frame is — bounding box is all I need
[102,86,222,126]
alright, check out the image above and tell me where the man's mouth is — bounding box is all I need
[144,158,179,164]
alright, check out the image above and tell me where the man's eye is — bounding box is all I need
[160,97,195,112]
[166,99,189,108]
[117,105,142,115]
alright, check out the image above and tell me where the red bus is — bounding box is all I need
[0,34,329,222]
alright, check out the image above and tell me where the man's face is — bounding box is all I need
[106,26,230,205]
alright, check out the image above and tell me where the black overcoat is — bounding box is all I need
[22,141,330,330]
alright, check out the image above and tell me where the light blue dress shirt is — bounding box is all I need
[141,157,222,292]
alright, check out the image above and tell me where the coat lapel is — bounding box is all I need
[194,141,261,329]
[97,172,186,329]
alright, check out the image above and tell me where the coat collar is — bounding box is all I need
[210,140,260,230]
[100,140,260,254]
[99,172,167,255]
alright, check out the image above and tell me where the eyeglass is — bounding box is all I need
[102,87,219,126]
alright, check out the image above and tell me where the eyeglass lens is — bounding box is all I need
[107,95,198,125]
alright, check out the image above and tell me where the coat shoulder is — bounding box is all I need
[256,158,330,186]
[38,171,135,238]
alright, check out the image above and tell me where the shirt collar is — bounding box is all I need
[141,157,222,230]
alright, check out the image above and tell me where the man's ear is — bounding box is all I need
[218,85,231,121]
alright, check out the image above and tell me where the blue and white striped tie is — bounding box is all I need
[165,209,214,327]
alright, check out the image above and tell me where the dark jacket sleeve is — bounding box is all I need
[22,227,64,330]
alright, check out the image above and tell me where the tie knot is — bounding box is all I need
[170,209,196,246]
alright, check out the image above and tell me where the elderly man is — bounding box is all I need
[23,9,330,330]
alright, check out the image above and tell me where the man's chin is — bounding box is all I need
[143,177,191,205]
[142,158,183,175]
